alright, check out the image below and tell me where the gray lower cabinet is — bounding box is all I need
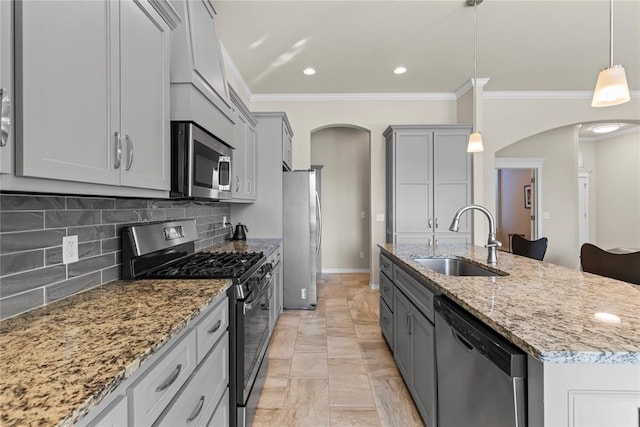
[385,125,472,247]
[78,295,229,427]
[385,255,437,427]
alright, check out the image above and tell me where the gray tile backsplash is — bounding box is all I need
[0,193,231,320]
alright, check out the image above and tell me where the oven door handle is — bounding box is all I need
[243,275,272,315]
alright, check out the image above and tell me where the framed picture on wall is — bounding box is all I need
[524,185,532,209]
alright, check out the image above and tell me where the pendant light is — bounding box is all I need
[467,0,484,152]
[592,0,630,107]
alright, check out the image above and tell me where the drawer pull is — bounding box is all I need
[186,395,205,423]
[155,364,182,392]
[207,319,222,334]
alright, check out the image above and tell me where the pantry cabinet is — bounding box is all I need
[385,125,472,246]
[15,0,177,190]
[229,86,257,202]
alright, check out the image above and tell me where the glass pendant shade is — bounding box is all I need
[591,65,631,107]
[467,132,484,152]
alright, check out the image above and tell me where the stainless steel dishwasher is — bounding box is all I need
[434,296,527,427]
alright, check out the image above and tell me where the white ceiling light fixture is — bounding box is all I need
[467,0,484,153]
[591,123,621,134]
[394,66,407,75]
[303,67,316,76]
[592,0,630,107]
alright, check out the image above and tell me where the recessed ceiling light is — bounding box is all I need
[303,67,316,76]
[591,124,621,134]
[394,66,407,75]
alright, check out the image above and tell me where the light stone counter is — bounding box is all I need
[203,238,281,257]
[380,243,640,364]
[0,277,231,427]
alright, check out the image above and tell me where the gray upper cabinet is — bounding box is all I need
[231,112,293,237]
[385,125,472,246]
[229,86,257,202]
[15,0,175,191]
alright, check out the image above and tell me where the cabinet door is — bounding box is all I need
[393,287,411,382]
[85,394,127,427]
[282,122,292,170]
[433,130,472,234]
[245,123,257,199]
[119,0,170,190]
[232,111,247,199]
[15,0,119,185]
[410,309,437,427]
[394,130,432,233]
[0,0,12,174]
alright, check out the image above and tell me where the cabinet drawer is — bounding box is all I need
[379,298,393,348]
[380,253,394,279]
[156,332,229,427]
[196,296,228,364]
[380,271,394,308]
[208,387,229,427]
[129,330,197,427]
[393,265,435,323]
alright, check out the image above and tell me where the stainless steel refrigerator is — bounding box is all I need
[283,170,321,309]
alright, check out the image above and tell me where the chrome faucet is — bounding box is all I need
[449,204,502,264]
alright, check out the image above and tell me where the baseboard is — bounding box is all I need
[321,268,370,273]
[370,282,379,290]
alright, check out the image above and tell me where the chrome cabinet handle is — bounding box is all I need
[207,319,222,334]
[247,180,252,194]
[186,395,205,423]
[125,134,134,170]
[408,313,413,335]
[1,88,11,147]
[155,364,182,392]
[114,132,122,169]
[235,176,241,192]
[428,218,432,229]
[405,312,410,332]
[435,218,439,229]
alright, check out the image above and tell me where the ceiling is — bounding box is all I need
[216,0,640,96]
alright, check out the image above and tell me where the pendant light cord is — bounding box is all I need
[474,0,478,86]
[609,0,614,67]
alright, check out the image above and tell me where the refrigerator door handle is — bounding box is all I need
[315,191,322,255]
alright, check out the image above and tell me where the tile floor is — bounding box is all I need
[253,273,424,427]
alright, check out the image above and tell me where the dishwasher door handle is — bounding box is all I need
[512,377,526,427]
[451,329,474,352]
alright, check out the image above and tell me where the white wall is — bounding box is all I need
[594,129,640,249]
[311,127,370,271]
[497,126,579,268]
[578,139,598,244]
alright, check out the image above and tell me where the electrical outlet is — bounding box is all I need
[360,211,366,219]
[376,213,385,222]
[62,235,79,264]
[301,288,307,300]
[359,251,365,259]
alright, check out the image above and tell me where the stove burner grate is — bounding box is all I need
[151,251,264,279]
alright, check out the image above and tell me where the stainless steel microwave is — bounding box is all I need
[171,122,232,200]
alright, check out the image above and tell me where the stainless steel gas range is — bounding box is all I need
[122,220,274,427]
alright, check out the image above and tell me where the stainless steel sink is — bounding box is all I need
[411,257,507,277]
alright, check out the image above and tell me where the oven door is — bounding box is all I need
[239,274,272,404]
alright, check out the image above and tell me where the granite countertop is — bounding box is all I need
[0,277,231,427]
[380,243,640,364]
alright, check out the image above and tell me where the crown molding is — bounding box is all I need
[251,92,456,102]
[455,78,491,99]
[485,91,640,100]
[220,43,253,103]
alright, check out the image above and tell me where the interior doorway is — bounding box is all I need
[495,157,544,251]
[311,126,371,273]
[578,172,590,249]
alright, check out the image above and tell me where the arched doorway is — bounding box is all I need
[311,125,371,273]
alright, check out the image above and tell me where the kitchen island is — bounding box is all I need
[380,243,640,426]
